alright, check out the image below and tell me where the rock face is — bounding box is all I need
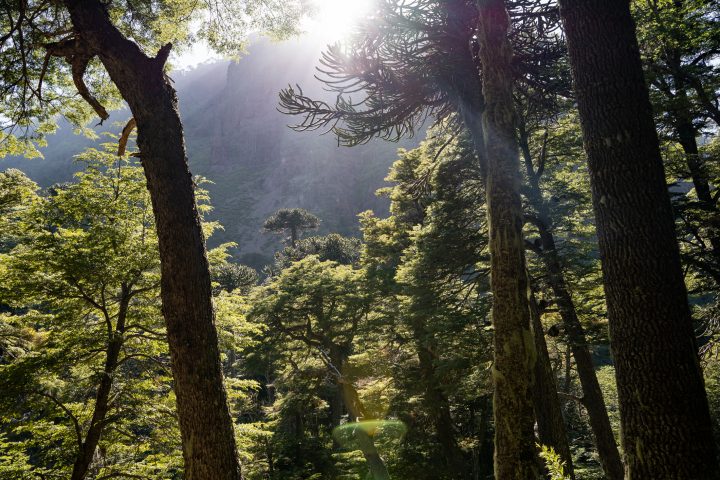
[2,36,419,267]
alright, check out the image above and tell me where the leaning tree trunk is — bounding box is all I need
[414,330,466,476]
[330,350,391,480]
[670,85,720,260]
[534,221,624,480]
[528,290,574,479]
[518,130,624,480]
[63,2,241,479]
[558,0,719,477]
[475,1,539,478]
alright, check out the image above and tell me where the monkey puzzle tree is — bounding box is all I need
[558,0,719,477]
[263,208,321,248]
[1,1,305,477]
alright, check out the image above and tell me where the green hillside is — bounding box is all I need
[1,37,418,267]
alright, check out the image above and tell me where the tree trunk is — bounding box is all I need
[414,333,466,476]
[672,91,720,260]
[519,129,624,480]
[475,1,539,478]
[534,224,623,480]
[341,381,391,480]
[527,290,574,479]
[63,2,241,479]
[558,1,719,477]
[327,347,390,479]
[70,289,130,480]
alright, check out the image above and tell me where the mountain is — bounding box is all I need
[1,36,420,268]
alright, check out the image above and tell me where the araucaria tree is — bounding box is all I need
[558,0,719,477]
[473,1,539,476]
[263,208,321,247]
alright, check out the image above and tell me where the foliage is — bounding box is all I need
[538,444,571,480]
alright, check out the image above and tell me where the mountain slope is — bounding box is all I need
[1,37,420,267]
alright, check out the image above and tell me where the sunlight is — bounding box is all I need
[308,0,375,41]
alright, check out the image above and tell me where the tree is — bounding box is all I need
[263,208,321,248]
[360,132,493,478]
[473,1,540,477]
[249,256,391,479]
[212,263,259,295]
[1,1,306,477]
[558,0,719,476]
[0,150,181,479]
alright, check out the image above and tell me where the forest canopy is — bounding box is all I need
[1,0,720,479]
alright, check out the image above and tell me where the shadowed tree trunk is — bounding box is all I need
[62,2,241,478]
[414,332,466,476]
[669,82,720,263]
[528,289,574,479]
[558,0,719,477]
[518,129,624,480]
[70,286,130,480]
[475,1,539,477]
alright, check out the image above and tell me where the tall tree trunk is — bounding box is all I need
[70,289,130,480]
[475,1,539,478]
[528,290,575,479]
[519,130,624,480]
[671,88,720,260]
[533,222,623,480]
[63,2,241,479]
[558,1,719,477]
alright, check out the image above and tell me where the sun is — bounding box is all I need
[308,0,376,42]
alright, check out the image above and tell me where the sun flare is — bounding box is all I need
[309,0,376,41]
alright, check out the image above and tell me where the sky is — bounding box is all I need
[172,0,375,70]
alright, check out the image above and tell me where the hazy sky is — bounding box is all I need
[172,0,375,70]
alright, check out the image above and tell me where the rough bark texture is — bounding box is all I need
[475,1,539,478]
[62,2,241,478]
[528,291,574,479]
[558,1,719,477]
[519,131,624,480]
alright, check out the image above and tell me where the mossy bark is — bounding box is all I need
[475,1,540,478]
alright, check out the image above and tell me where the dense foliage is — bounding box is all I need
[1,0,720,478]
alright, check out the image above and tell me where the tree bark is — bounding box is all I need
[533,222,623,480]
[330,351,391,480]
[558,1,719,477]
[62,2,241,479]
[475,1,539,478]
[527,290,575,479]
